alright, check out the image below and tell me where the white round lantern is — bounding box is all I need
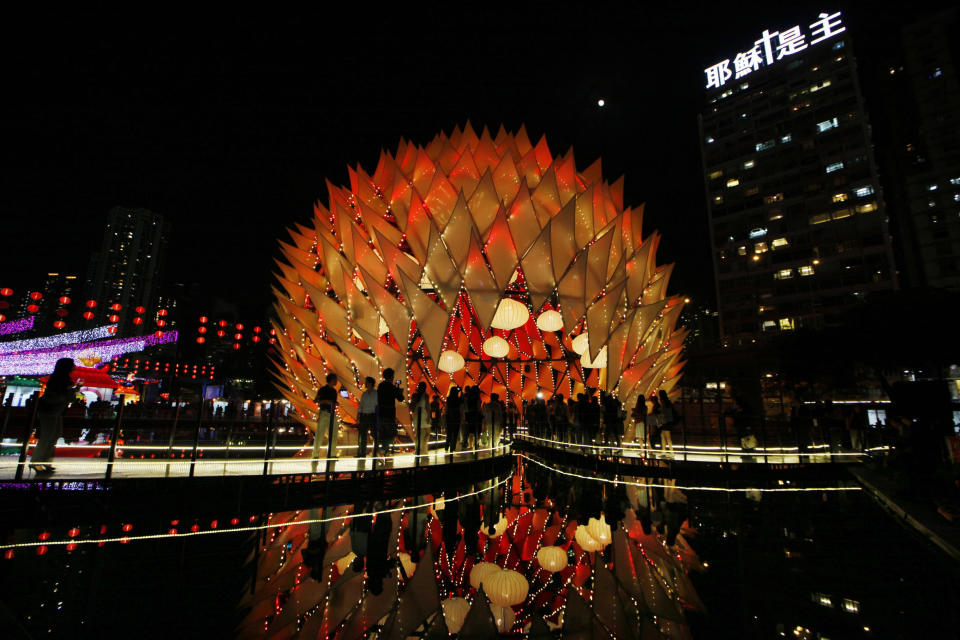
[442,597,470,633]
[482,336,510,358]
[484,568,529,607]
[571,332,590,355]
[491,298,529,330]
[490,603,516,633]
[536,310,564,332]
[580,346,608,369]
[469,562,501,590]
[586,514,612,547]
[536,545,569,572]
[437,350,465,373]
[487,513,509,538]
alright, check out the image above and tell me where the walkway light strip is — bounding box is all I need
[518,453,862,493]
[517,434,866,458]
[0,476,511,551]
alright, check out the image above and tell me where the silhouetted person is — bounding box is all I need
[31,358,79,473]
[445,387,462,453]
[376,368,403,459]
[357,377,377,459]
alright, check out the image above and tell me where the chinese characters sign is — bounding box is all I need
[705,11,845,90]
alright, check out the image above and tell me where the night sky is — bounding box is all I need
[1,3,952,316]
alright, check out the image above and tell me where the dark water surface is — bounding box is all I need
[2,456,957,638]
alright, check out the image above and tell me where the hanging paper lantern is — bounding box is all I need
[218,320,227,327]
[252,335,260,343]
[234,333,242,340]
[253,326,262,333]
[132,317,143,325]
[83,311,95,320]
[491,298,529,330]
[586,514,612,547]
[196,337,206,344]
[198,326,207,334]
[535,546,569,572]
[155,330,164,338]
[29,291,42,301]
[232,343,241,350]
[0,288,12,297]
[26,304,39,313]
[0,314,6,322]
[217,330,226,338]
[487,513,509,538]
[110,303,122,311]
[53,320,66,329]
[271,126,687,436]
[441,597,470,633]
[58,296,71,305]
[437,350,465,373]
[199,316,208,323]
[490,604,516,633]
[536,310,564,332]
[484,569,529,607]
[482,336,510,358]
[55,308,69,317]
[156,319,167,328]
[574,525,601,552]
[108,315,120,323]
[580,346,608,369]
[157,309,168,317]
[469,562,501,590]
[571,333,590,355]
[85,300,97,308]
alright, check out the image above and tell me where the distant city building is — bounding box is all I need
[84,207,169,333]
[35,272,80,333]
[700,13,898,345]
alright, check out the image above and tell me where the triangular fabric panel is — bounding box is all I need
[461,232,502,330]
[399,270,450,365]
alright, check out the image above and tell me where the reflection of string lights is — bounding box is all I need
[519,453,863,493]
[0,476,511,552]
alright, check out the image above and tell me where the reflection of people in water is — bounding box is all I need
[350,502,373,572]
[365,502,395,595]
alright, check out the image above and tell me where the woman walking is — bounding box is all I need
[31,358,79,473]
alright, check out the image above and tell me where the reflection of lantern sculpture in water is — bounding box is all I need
[469,561,500,590]
[441,597,470,633]
[536,545,569,572]
[272,124,687,435]
[483,568,529,607]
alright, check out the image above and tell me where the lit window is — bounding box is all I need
[833,41,845,50]
[780,134,792,143]
[706,136,715,144]
[833,193,848,203]
[950,177,960,185]
[954,194,959,202]
[768,210,784,221]
[771,238,788,249]
[854,185,874,197]
[764,193,783,204]
[799,265,815,276]
[817,118,839,133]
[755,140,775,151]
[743,160,755,169]
[775,269,793,280]
[826,161,844,173]
[737,246,747,256]
[928,200,936,208]
[833,208,852,220]
[726,178,740,187]
[713,195,724,204]
[754,242,768,253]
[813,592,833,607]
[762,320,777,330]
[749,227,767,238]
[709,170,723,179]
[842,599,860,614]
[810,212,832,225]
[928,184,938,191]
[779,318,795,330]
[856,202,877,213]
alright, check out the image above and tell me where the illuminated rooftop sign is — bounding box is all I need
[705,11,846,90]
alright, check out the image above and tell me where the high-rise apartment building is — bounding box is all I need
[85,207,168,331]
[700,11,898,345]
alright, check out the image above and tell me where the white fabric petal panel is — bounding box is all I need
[483,206,519,292]
[585,228,615,301]
[354,326,406,378]
[625,237,654,306]
[549,198,578,283]
[491,151,522,205]
[557,255,588,330]
[423,224,463,310]
[530,165,562,226]
[603,314,633,393]
[625,299,668,366]
[403,193,432,265]
[328,331,380,383]
[351,223,388,289]
[440,193,474,270]
[506,183,542,257]
[448,146,481,195]
[358,265,410,354]
[343,273,379,339]
[422,170,459,230]
[574,185,596,250]
[398,269,450,365]
[466,170,500,239]
[519,218,556,313]
[585,280,624,361]
[461,232,502,330]
[411,148,437,195]
[643,264,674,306]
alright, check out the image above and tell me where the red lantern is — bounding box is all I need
[0,288,12,297]
[196,337,206,344]
[235,323,244,331]
[157,308,168,317]
[55,308,69,317]
[232,343,241,350]
[252,336,260,343]
[234,333,242,340]
[83,311,95,320]
[199,316,208,323]
[0,301,8,310]
[53,320,66,329]
[269,328,276,335]
[135,306,145,314]
[133,317,143,325]
[108,314,119,323]
[156,319,167,327]
[268,338,276,344]
[217,330,226,338]
[0,314,6,322]
[59,296,71,305]
[26,304,39,313]
[155,330,164,338]
[198,326,207,334]
[29,291,42,301]
[110,303,122,311]
[253,326,262,333]
[218,320,227,327]
[86,300,96,308]
[108,326,118,335]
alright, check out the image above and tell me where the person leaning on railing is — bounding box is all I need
[30,357,80,474]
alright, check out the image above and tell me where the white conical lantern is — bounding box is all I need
[442,597,470,633]
[491,298,529,330]
[482,336,510,358]
[536,310,564,332]
[536,546,569,572]
[490,604,516,633]
[484,568,529,607]
[580,346,607,368]
[571,332,590,355]
[469,562,501,590]
[437,350,465,373]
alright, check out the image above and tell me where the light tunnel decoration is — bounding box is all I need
[272,124,686,428]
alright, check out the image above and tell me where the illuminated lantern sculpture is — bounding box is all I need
[574,524,602,552]
[490,603,516,633]
[441,597,470,633]
[272,125,686,432]
[469,562,500,590]
[586,514,612,547]
[535,545,569,572]
[484,568,529,607]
